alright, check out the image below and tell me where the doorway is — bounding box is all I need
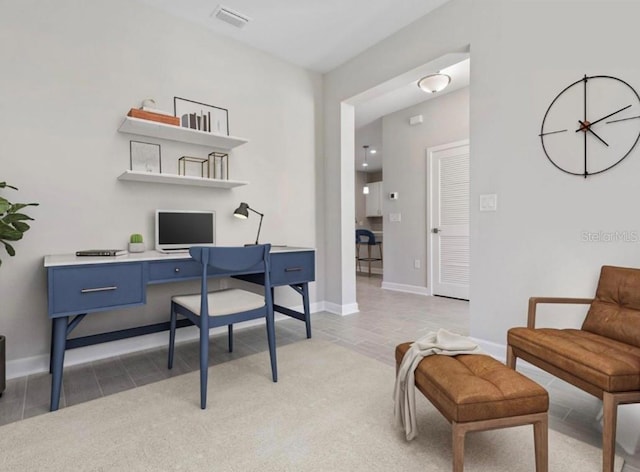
[428,140,470,300]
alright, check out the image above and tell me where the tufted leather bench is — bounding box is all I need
[396,343,549,472]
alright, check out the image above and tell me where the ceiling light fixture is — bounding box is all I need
[417,73,451,94]
[362,145,369,168]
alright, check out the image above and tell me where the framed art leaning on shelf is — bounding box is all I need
[130,140,161,173]
[174,97,229,135]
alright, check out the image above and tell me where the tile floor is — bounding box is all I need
[0,274,638,471]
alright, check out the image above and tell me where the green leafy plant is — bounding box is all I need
[130,233,144,244]
[0,182,38,267]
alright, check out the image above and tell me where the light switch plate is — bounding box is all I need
[479,194,498,212]
[389,213,401,222]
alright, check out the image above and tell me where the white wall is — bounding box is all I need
[325,0,640,347]
[0,0,321,366]
[355,171,367,225]
[382,87,469,290]
[323,0,471,311]
[469,0,640,344]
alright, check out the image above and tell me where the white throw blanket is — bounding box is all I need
[393,329,483,440]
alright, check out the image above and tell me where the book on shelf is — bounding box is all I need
[140,106,173,115]
[76,249,127,257]
[127,108,180,126]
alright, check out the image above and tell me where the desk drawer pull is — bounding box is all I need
[174,268,180,273]
[81,286,118,294]
[284,267,303,272]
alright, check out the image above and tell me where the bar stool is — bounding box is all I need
[355,229,383,277]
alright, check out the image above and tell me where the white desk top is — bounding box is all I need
[44,246,315,268]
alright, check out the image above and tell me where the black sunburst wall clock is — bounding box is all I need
[539,75,640,178]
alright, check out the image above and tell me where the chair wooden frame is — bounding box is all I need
[167,244,277,409]
[507,297,640,472]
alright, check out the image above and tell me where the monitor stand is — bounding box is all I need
[157,248,190,254]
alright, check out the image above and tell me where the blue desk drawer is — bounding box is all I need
[270,251,315,286]
[148,260,202,282]
[50,263,144,316]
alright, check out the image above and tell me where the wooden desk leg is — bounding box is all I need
[50,316,68,412]
[302,283,311,339]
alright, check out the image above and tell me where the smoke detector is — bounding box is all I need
[211,5,250,29]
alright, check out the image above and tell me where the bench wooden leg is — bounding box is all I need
[452,422,465,472]
[533,414,548,472]
[451,413,547,472]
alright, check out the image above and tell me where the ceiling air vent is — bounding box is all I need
[211,5,250,29]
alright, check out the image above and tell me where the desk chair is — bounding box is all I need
[167,244,277,409]
[355,229,383,277]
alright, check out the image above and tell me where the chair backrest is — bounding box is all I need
[189,244,272,299]
[582,265,640,348]
[356,229,377,245]
[190,245,270,274]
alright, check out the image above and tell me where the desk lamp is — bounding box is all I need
[233,202,264,245]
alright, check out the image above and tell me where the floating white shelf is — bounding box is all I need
[117,170,248,189]
[118,117,249,150]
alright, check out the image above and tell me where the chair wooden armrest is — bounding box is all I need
[527,297,594,328]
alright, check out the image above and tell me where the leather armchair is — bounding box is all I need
[507,265,640,472]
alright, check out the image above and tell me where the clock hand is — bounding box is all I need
[538,129,567,137]
[575,104,632,132]
[578,120,609,146]
[607,115,640,124]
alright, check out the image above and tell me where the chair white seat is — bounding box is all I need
[172,288,265,317]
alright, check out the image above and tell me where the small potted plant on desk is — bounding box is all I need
[0,181,38,397]
[128,233,145,253]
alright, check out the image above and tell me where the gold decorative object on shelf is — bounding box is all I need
[178,156,209,178]
[208,152,229,180]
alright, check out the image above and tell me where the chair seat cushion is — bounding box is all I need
[508,327,640,392]
[172,288,264,317]
[395,343,548,423]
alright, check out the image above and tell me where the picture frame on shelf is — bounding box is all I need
[130,140,161,173]
[174,97,229,135]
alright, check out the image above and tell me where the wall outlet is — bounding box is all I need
[479,194,498,212]
[414,259,421,269]
[389,212,401,222]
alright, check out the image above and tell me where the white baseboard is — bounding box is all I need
[6,302,325,380]
[471,336,555,380]
[381,281,431,296]
[470,337,508,362]
[323,301,359,316]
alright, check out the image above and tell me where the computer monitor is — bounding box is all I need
[155,209,216,252]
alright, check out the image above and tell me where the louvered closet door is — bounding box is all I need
[430,142,469,299]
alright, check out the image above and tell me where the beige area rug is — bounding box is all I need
[0,340,624,471]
